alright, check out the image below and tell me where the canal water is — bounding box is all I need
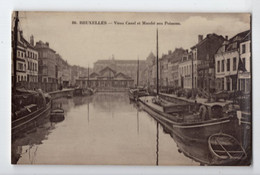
[12,92,199,165]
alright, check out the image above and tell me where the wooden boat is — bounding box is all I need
[128,87,149,101]
[50,108,65,123]
[139,96,236,142]
[139,29,236,143]
[50,108,64,117]
[208,133,247,165]
[67,94,73,98]
[73,88,94,96]
[12,89,52,137]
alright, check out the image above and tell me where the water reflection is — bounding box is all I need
[11,118,55,164]
[156,122,159,166]
[13,92,198,165]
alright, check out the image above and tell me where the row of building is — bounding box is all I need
[142,30,251,93]
[12,30,91,88]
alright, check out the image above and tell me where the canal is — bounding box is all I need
[12,92,199,165]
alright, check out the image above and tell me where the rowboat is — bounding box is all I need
[139,96,236,142]
[208,133,247,165]
[50,108,65,123]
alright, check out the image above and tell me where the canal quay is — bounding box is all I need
[12,92,199,165]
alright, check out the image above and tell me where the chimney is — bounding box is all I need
[30,35,34,46]
[46,42,49,47]
[225,35,228,40]
[168,50,172,55]
[198,35,203,43]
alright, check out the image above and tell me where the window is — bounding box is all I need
[17,51,20,57]
[233,57,237,71]
[18,63,23,70]
[242,58,246,68]
[226,77,230,91]
[222,78,224,90]
[242,44,246,54]
[221,60,224,72]
[217,61,220,72]
[227,59,230,71]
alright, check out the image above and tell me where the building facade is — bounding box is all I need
[160,54,169,87]
[238,32,251,92]
[35,41,58,83]
[25,35,38,82]
[93,57,146,86]
[167,48,186,87]
[12,31,38,83]
[179,51,195,89]
[215,30,251,92]
[191,34,225,92]
[56,54,72,87]
[145,52,156,87]
[76,66,134,89]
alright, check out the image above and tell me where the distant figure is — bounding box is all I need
[193,100,199,113]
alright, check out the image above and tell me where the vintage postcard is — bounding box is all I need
[11,12,251,165]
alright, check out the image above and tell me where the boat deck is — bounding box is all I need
[160,93,232,107]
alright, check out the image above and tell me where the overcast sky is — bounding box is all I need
[17,12,250,68]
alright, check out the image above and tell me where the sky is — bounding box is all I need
[16,12,250,68]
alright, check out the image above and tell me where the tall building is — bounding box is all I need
[191,34,225,92]
[35,41,57,83]
[24,35,38,82]
[166,48,186,87]
[179,51,195,89]
[56,54,72,87]
[215,30,251,92]
[238,31,251,92]
[145,52,156,87]
[11,31,38,83]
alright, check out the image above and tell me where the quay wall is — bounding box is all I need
[49,89,74,99]
[96,87,129,92]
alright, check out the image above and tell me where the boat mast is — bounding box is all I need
[191,52,194,98]
[156,28,159,95]
[137,56,139,87]
[87,64,89,88]
[13,11,19,90]
[156,121,159,165]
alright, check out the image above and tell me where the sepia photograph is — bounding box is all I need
[11,11,252,166]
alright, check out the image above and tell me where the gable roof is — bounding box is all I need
[115,72,131,79]
[217,30,251,53]
[99,66,117,75]
[89,72,99,78]
[191,33,224,49]
[229,30,250,43]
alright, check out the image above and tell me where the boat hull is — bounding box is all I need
[139,98,236,143]
[12,101,51,137]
